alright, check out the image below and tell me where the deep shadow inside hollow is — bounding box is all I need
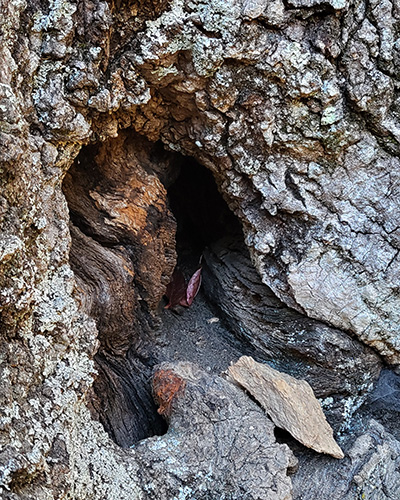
[62,134,248,448]
[166,162,385,438]
[63,134,387,450]
[167,157,244,269]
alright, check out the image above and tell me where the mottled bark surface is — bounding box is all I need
[1,0,400,498]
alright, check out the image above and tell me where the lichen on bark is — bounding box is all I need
[1,0,400,498]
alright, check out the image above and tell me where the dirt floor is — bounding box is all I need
[156,289,258,374]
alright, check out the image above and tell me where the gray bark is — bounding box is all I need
[1,0,400,498]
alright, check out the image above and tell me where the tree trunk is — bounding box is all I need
[1,0,400,498]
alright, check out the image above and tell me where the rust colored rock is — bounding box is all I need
[228,356,344,459]
[153,369,187,418]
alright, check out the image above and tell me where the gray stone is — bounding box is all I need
[133,362,295,500]
[228,356,344,459]
[292,419,400,500]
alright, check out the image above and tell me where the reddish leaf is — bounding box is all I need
[165,268,187,309]
[179,296,189,307]
[186,267,202,306]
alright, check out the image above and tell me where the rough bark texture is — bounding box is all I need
[291,419,400,500]
[1,0,400,498]
[203,236,382,429]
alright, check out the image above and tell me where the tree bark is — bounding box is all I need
[1,0,400,498]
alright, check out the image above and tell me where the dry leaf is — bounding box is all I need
[186,267,202,306]
[165,266,202,309]
[165,268,187,309]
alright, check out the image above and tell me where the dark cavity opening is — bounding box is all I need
[63,132,363,450]
[167,157,243,266]
[155,158,256,373]
[62,132,250,449]
[65,133,338,449]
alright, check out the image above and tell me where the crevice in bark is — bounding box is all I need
[61,134,251,449]
[61,138,260,449]
[62,132,382,451]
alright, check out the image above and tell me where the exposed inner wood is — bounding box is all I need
[63,131,382,448]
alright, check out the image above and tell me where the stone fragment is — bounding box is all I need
[132,362,295,500]
[228,356,344,459]
[152,368,187,418]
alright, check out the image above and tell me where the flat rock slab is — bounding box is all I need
[228,356,344,459]
[132,361,295,500]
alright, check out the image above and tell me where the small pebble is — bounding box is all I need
[207,317,219,324]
